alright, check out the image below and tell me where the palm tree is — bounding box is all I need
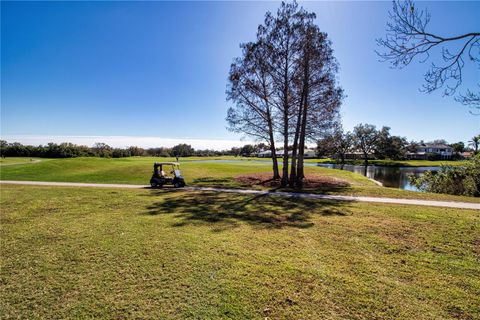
[468,135,480,154]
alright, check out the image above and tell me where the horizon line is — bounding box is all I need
[0,135,256,151]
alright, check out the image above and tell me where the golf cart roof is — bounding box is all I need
[154,162,180,166]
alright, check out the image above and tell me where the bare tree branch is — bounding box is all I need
[376,0,480,112]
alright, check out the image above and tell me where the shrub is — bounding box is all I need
[409,155,480,197]
[425,153,441,161]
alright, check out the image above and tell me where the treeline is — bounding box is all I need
[317,124,479,165]
[0,140,267,159]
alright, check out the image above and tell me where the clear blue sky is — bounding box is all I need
[1,1,479,148]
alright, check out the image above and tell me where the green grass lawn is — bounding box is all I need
[1,185,479,319]
[0,157,273,185]
[302,158,469,167]
[1,156,479,203]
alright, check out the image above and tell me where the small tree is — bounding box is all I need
[335,132,353,167]
[316,129,352,168]
[406,140,420,154]
[469,135,480,154]
[374,126,407,160]
[353,123,379,166]
[450,142,465,155]
[240,144,255,156]
[146,147,171,157]
[229,147,241,157]
[128,146,145,157]
[316,136,336,158]
[0,140,7,158]
[112,148,131,158]
[254,143,268,153]
[171,144,194,157]
[92,143,112,158]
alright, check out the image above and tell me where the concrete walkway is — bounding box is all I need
[1,180,479,210]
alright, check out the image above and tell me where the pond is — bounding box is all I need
[313,163,438,191]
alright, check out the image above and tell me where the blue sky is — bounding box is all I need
[1,1,479,149]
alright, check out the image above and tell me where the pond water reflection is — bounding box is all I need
[314,164,438,191]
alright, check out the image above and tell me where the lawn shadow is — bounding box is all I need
[234,172,354,195]
[143,191,351,231]
[191,177,237,188]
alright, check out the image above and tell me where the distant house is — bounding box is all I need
[257,150,272,158]
[461,151,474,159]
[406,143,453,160]
[304,149,316,158]
[256,149,316,158]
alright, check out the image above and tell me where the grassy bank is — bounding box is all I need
[303,158,468,167]
[0,157,44,166]
[1,185,479,319]
[0,157,272,185]
[0,155,467,167]
[1,157,479,203]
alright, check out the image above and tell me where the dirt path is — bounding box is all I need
[1,180,479,210]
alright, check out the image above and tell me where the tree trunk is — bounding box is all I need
[340,153,345,170]
[268,127,280,179]
[281,54,290,187]
[296,99,308,188]
[296,54,310,189]
[289,144,298,187]
[281,116,289,187]
[363,151,369,167]
[266,107,280,179]
[271,149,280,179]
[289,127,300,187]
[289,91,305,187]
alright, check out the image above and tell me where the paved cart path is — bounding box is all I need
[1,180,479,210]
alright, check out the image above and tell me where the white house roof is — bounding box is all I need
[257,150,271,155]
[418,144,452,149]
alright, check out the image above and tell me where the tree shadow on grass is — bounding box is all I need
[143,191,351,231]
[190,176,355,196]
[234,172,355,195]
[191,177,237,188]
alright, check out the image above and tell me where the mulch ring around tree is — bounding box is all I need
[235,172,350,189]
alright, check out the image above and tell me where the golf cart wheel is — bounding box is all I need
[150,182,157,188]
[174,182,182,188]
